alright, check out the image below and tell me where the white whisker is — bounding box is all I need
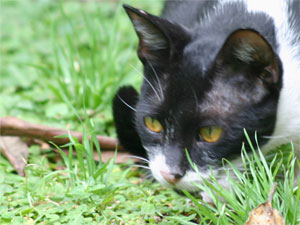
[146,59,164,100]
[129,64,143,76]
[130,64,162,101]
[127,155,149,163]
[192,88,199,109]
[144,76,162,101]
[264,134,291,139]
[145,173,155,180]
[117,95,136,112]
[133,164,151,170]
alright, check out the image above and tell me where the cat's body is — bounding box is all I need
[113,0,300,198]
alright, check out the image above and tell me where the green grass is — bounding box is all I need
[0,0,299,224]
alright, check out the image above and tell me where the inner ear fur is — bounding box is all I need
[124,5,169,63]
[218,29,281,85]
[123,4,189,65]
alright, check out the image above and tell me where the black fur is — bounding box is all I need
[112,86,146,158]
[161,0,218,27]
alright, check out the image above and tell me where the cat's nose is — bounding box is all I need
[160,170,183,184]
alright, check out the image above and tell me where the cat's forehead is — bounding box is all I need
[200,75,267,116]
[182,34,224,76]
[142,70,267,119]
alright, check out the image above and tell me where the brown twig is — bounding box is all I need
[0,116,124,151]
[267,182,278,203]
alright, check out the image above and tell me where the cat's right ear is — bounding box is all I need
[123,4,189,66]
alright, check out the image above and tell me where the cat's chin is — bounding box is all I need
[148,151,231,203]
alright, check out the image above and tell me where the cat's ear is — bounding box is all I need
[217,29,281,86]
[123,4,189,66]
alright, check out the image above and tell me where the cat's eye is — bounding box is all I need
[199,126,223,143]
[144,116,163,133]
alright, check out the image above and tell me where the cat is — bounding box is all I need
[113,0,300,200]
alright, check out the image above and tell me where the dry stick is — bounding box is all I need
[267,182,278,203]
[0,116,124,151]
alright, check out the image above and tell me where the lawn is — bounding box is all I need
[0,0,299,224]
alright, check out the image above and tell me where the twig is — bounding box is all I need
[0,116,123,151]
[267,182,278,203]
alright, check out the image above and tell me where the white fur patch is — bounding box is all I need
[148,151,173,187]
[148,151,221,192]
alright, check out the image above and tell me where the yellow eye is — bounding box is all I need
[199,126,223,143]
[144,116,163,133]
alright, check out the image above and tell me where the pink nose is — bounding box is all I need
[160,171,182,184]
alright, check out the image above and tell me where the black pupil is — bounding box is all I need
[208,127,212,136]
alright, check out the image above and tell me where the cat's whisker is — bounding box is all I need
[264,134,291,139]
[145,173,155,180]
[143,76,162,101]
[129,64,162,101]
[129,64,143,76]
[132,164,151,170]
[143,169,153,175]
[139,105,162,115]
[146,59,164,100]
[127,155,149,163]
[117,95,136,112]
[192,88,199,109]
[133,161,149,166]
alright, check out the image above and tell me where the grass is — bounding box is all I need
[0,0,299,224]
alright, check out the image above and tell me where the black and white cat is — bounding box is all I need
[113,0,300,199]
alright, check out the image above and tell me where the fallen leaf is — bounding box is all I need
[0,136,29,176]
[245,182,285,225]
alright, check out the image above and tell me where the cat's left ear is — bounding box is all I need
[123,4,190,66]
[217,29,281,87]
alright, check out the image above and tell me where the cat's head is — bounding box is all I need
[124,5,282,191]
